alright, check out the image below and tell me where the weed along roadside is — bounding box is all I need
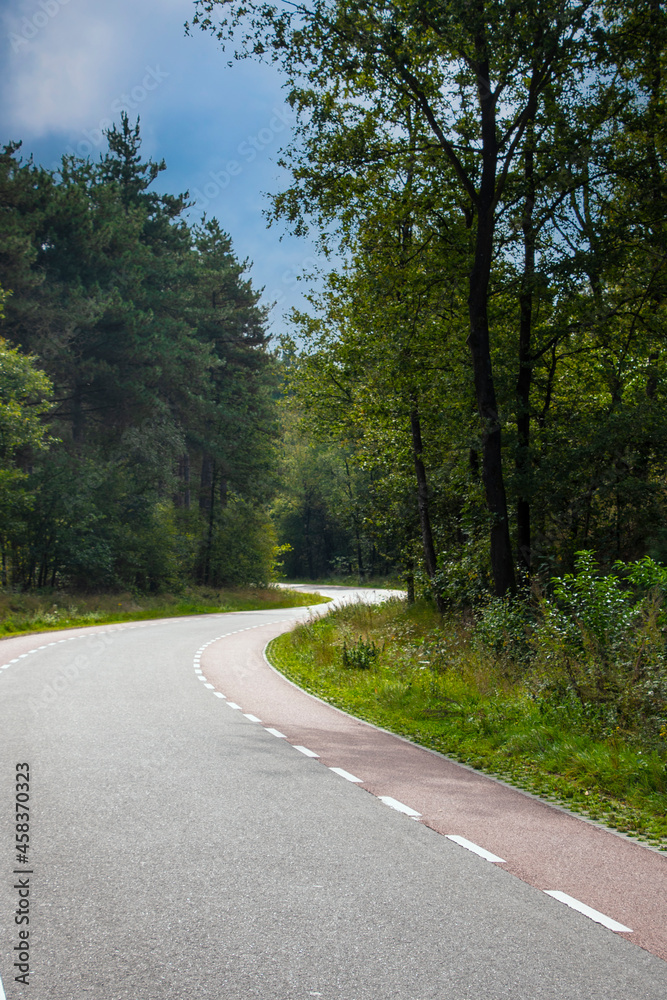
[266,566,667,848]
[0,586,330,639]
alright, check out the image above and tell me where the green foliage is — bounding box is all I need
[0,339,53,461]
[201,497,279,587]
[0,340,55,582]
[195,0,667,602]
[271,404,387,580]
[474,597,532,667]
[620,555,667,598]
[434,539,493,610]
[529,553,667,737]
[466,552,667,741]
[549,551,639,650]
[0,123,277,592]
[341,635,380,670]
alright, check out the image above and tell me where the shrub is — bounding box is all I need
[434,539,491,608]
[341,636,380,669]
[530,552,667,738]
[474,596,532,667]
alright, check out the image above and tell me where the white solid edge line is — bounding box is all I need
[0,971,6,1000]
[329,767,363,783]
[293,745,319,758]
[446,835,506,863]
[265,727,286,738]
[226,702,242,710]
[379,795,421,817]
[243,714,261,722]
[544,891,632,933]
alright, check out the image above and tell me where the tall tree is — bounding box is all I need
[192,0,597,595]
[0,124,278,590]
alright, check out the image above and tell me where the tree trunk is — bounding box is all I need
[179,453,191,509]
[355,528,364,579]
[304,503,314,579]
[202,461,217,585]
[343,459,364,578]
[467,50,515,597]
[199,455,213,512]
[410,405,445,612]
[516,132,536,579]
[72,385,85,446]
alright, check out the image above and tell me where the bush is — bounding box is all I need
[530,552,667,738]
[474,595,532,668]
[341,636,380,669]
[434,540,492,609]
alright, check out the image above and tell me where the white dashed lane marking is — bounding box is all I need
[378,796,421,818]
[329,767,362,783]
[265,728,286,738]
[294,745,319,758]
[446,835,506,864]
[243,713,261,722]
[544,891,632,933]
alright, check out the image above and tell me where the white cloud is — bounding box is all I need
[0,0,193,137]
[2,5,126,135]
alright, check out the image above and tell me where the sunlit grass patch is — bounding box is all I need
[0,585,329,638]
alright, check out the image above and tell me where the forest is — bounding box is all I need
[211,0,667,600]
[0,116,278,593]
[1,2,666,603]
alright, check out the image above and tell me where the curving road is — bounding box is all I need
[0,586,665,999]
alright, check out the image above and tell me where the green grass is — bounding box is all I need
[266,598,667,848]
[0,585,329,638]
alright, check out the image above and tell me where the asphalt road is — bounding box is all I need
[0,587,665,999]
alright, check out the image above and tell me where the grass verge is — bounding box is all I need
[0,585,329,638]
[266,598,667,849]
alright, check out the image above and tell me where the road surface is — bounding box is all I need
[0,586,665,998]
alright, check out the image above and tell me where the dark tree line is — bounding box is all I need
[0,117,278,591]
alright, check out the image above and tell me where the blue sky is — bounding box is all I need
[0,0,324,339]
